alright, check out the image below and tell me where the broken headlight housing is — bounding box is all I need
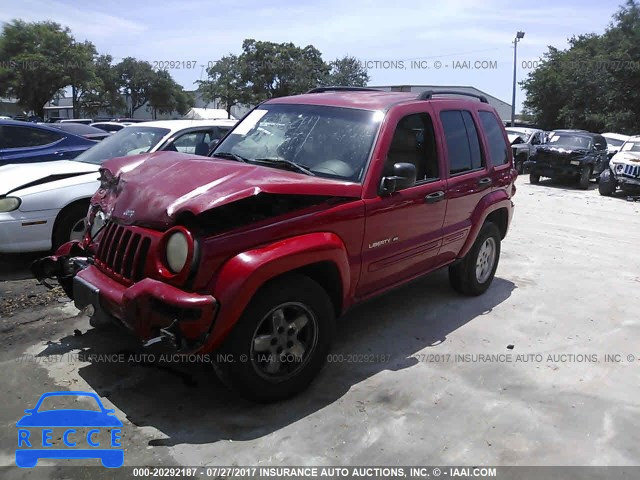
[0,196,21,213]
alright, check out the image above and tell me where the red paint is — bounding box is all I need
[42,91,516,354]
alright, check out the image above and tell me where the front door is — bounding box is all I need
[357,108,447,298]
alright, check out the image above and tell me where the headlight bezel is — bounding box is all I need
[159,226,197,278]
[0,196,21,213]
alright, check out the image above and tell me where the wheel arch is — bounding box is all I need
[51,197,90,243]
[203,232,351,352]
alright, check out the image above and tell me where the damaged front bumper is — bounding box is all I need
[32,243,218,353]
[524,159,586,178]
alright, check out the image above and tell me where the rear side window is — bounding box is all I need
[478,111,509,166]
[440,110,484,175]
[2,126,62,148]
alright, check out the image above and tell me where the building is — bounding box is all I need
[41,90,250,121]
[370,85,512,122]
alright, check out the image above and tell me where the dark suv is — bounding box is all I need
[33,87,517,402]
[525,130,608,189]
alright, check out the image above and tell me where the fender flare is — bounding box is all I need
[458,190,513,258]
[203,232,351,352]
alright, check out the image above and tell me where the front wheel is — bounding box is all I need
[213,273,335,402]
[52,202,88,250]
[598,170,616,196]
[449,222,501,296]
[578,166,591,190]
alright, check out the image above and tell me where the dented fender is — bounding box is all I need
[202,232,351,352]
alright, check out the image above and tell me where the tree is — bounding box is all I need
[240,39,330,101]
[115,57,156,117]
[64,40,98,117]
[197,54,247,118]
[0,20,77,117]
[76,55,124,116]
[149,70,194,118]
[522,0,640,133]
[325,56,369,87]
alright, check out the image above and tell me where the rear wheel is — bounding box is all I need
[52,202,88,250]
[213,273,335,402]
[578,166,591,190]
[598,170,616,196]
[529,172,540,184]
[449,222,501,296]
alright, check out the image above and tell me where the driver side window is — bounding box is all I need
[384,113,439,187]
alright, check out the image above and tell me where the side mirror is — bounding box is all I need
[379,162,417,195]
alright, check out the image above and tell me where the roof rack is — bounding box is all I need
[306,86,383,94]
[417,90,489,104]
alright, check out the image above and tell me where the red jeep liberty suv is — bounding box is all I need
[33,87,516,402]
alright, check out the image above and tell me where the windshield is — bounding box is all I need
[621,140,640,152]
[72,126,170,164]
[212,104,381,182]
[604,137,625,147]
[548,133,591,149]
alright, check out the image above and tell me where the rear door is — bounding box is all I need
[0,125,66,164]
[432,107,494,265]
[357,104,447,297]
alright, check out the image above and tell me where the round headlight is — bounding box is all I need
[165,231,189,273]
[0,196,21,213]
[90,210,106,238]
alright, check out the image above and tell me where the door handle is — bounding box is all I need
[424,191,445,203]
[477,177,492,189]
[53,151,66,156]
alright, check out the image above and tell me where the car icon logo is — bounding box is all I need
[16,391,123,468]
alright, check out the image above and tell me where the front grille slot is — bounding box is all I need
[95,222,155,282]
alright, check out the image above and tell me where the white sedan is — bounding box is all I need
[0,119,236,253]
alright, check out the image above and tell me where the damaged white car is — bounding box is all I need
[599,135,640,196]
[0,119,236,253]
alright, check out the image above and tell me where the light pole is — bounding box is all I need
[511,31,525,127]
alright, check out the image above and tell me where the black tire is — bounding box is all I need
[529,172,540,184]
[213,273,335,402]
[578,166,591,190]
[598,170,616,196]
[52,202,89,250]
[449,222,501,296]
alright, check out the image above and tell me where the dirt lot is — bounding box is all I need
[1,176,640,477]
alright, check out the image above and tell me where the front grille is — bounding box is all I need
[95,222,153,282]
[622,164,640,178]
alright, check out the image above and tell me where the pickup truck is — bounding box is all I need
[32,87,517,402]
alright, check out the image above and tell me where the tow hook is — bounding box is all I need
[143,320,180,348]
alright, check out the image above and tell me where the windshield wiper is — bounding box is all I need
[213,151,249,163]
[253,158,316,176]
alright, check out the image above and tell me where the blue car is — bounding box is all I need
[0,119,97,167]
[16,391,123,468]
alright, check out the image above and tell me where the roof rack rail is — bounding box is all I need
[306,86,383,94]
[417,90,489,103]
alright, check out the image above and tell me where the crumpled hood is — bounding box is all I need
[610,150,640,166]
[96,152,362,229]
[0,160,98,196]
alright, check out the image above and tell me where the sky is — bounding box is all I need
[0,0,626,112]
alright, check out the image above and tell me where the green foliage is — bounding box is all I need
[198,41,370,115]
[115,57,157,116]
[197,54,248,118]
[0,20,76,117]
[149,69,194,118]
[325,56,369,87]
[522,0,640,133]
